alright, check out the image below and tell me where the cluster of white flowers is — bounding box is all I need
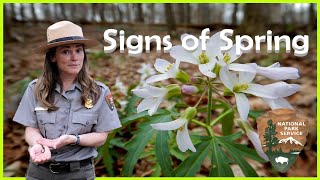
[132,31,300,159]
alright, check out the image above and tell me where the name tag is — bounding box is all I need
[35,106,48,111]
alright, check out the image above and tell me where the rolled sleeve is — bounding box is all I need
[13,80,38,128]
[93,85,122,132]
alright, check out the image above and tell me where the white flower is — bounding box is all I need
[146,59,189,83]
[262,81,300,110]
[217,44,256,73]
[237,119,269,161]
[246,130,269,161]
[220,67,277,120]
[132,85,167,116]
[115,77,127,95]
[137,63,156,83]
[170,32,225,78]
[151,107,197,152]
[256,62,300,80]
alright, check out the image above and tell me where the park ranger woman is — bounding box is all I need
[13,21,121,180]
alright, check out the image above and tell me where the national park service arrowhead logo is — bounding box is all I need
[257,108,309,173]
[106,93,115,111]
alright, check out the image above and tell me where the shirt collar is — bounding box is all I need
[55,80,83,93]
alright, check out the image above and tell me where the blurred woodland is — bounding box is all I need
[3,3,317,177]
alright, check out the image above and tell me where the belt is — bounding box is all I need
[40,158,93,174]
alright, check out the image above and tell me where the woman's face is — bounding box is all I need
[54,43,84,77]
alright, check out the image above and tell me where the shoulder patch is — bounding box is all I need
[105,93,115,111]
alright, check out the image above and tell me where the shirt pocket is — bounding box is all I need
[70,113,98,135]
[36,111,58,139]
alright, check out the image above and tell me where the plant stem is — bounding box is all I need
[211,85,239,118]
[194,85,207,108]
[191,119,214,136]
[207,86,212,125]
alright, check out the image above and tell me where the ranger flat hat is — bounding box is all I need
[34,21,98,54]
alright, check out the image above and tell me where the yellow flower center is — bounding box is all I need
[233,84,249,93]
[165,64,173,72]
[224,53,231,63]
[199,52,209,64]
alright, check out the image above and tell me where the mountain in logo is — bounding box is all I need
[278,137,303,146]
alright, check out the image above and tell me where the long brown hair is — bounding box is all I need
[34,46,101,111]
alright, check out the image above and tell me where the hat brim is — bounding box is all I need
[34,39,99,54]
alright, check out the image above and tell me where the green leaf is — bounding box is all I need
[209,138,234,177]
[169,148,186,161]
[221,131,243,142]
[233,144,267,163]
[217,138,258,177]
[248,110,264,121]
[122,113,173,176]
[156,131,173,176]
[171,140,211,177]
[210,109,234,136]
[121,109,170,125]
[99,134,115,176]
[124,94,139,116]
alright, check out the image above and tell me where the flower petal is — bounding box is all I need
[132,88,152,98]
[137,98,156,113]
[145,84,167,97]
[206,31,225,59]
[199,63,216,78]
[239,71,256,84]
[219,67,237,90]
[246,130,269,161]
[265,82,300,97]
[176,123,196,152]
[228,44,242,64]
[235,93,250,120]
[263,97,293,110]
[170,45,198,64]
[256,65,300,80]
[151,118,186,130]
[154,58,172,73]
[244,84,277,99]
[228,63,257,73]
[148,95,164,115]
[146,74,170,84]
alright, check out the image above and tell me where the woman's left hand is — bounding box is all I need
[36,135,75,149]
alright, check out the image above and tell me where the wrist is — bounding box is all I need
[70,134,80,145]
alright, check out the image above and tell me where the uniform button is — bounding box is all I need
[86,121,89,125]
[64,110,70,114]
[39,120,43,123]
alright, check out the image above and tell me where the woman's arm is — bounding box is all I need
[25,127,44,147]
[36,132,109,149]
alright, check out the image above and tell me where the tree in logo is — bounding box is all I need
[264,119,279,152]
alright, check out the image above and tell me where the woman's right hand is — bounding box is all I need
[28,144,51,164]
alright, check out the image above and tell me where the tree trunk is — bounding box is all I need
[116,4,123,23]
[59,4,67,20]
[19,4,26,21]
[232,4,238,25]
[9,4,17,21]
[308,4,316,31]
[136,4,144,22]
[4,4,13,42]
[91,4,97,22]
[30,4,37,22]
[149,4,155,24]
[240,4,270,35]
[99,4,106,22]
[53,4,60,20]
[165,4,176,35]
[177,4,185,24]
[185,4,191,24]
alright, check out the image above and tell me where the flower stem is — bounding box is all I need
[194,85,208,108]
[211,85,239,118]
[207,86,212,125]
[191,119,214,136]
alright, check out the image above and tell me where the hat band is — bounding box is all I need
[48,36,85,44]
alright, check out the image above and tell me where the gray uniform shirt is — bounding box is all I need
[13,79,122,162]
